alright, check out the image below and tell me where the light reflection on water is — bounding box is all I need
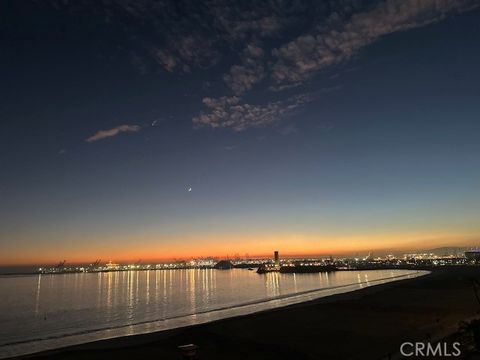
[0,269,426,358]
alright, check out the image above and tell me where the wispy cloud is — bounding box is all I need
[40,0,480,131]
[194,0,479,130]
[224,43,265,94]
[271,0,480,87]
[193,95,310,131]
[41,0,479,81]
[85,124,141,143]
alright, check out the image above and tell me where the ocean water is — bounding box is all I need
[0,269,427,358]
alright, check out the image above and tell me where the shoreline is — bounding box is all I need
[6,267,480,359]
[1,270,424,358]
[2,270,423,359]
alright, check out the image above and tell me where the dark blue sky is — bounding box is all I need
[1,0,480,264]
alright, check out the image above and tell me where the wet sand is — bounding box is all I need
[13,267,480,360]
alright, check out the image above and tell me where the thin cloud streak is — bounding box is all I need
[85,124,141,143]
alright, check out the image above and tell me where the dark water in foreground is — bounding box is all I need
[0,269,427,358]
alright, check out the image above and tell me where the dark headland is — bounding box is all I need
[12,267,480,360]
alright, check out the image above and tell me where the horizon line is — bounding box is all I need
[1,245,476,267]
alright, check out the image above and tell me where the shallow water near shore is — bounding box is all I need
[0,269,427,358]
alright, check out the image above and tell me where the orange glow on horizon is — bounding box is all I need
[1,230,479,266]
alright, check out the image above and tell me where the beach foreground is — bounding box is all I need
[14,267,480,360]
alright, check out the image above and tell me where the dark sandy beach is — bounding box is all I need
[13,267,480,360]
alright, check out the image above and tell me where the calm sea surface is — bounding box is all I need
[0,269,426,358]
